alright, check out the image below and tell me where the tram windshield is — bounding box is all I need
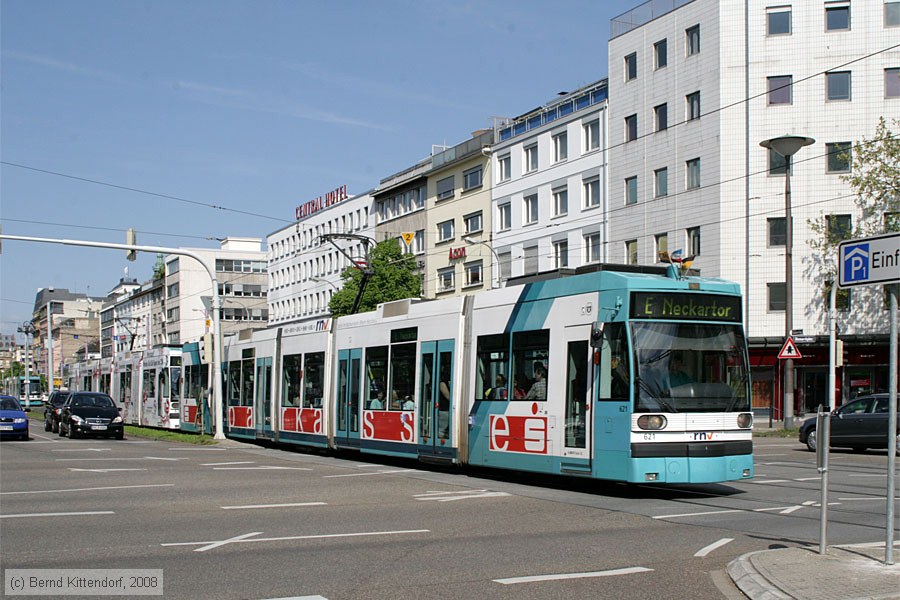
[632,322,749,413]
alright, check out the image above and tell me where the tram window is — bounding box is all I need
[389,343,416,410]
[143,369,156,401]
[512,330,549,401]
[476,333,509,401]
[241,359,254,406]
[303,352,325,408]
[565,340,589,448]
[598,322,629,401]
[282,354,303,407]
[365,346,388,409]
[227,361,242,406]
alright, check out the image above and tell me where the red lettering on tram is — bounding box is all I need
[489,415,548,454]
[362,410,415,442]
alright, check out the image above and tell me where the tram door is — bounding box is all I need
[562,325,592,465]
[255,357,272,437]
[418,340,454,454]
[335,348,362,448]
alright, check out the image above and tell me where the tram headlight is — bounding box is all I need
[637,415,667,430]
[736,413,753,429]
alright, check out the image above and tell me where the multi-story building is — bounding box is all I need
[0,334,18,374]
[99,277,164,357]
[607,0,899,414]
[165,238,268,344]
[490,81,610,280]
[426,130,494,297]
[268,186,375,324]
[30,288,104,388]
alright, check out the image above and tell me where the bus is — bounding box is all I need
[213,264,752,485]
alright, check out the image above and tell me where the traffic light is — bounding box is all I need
[126,228,137,262]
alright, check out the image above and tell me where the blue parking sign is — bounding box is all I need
[842,242,869,283]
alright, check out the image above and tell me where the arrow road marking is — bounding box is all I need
[494,566,653,585]
[695,538,733,557]
[414,490,511,502]
[162,529,430,552]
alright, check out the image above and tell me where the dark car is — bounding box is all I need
[0,395,30,440]
[58,392,124,440]
[43,390,71,433]
[799,394,899,455]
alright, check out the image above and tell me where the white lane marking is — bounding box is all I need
[323,469,414,478]
[0,484,173,495]
[1,511,115,519]
[794,477,822,482]
[258,597,328,600]
[837,496,887,501]
[52,448,111,452]
[212,466,311,471]
[848,473,885,478]
[55,457,187,462]
[414,490,510,502]
[162,529,429,552]
[221,502,327,510]
[168,447,228,451]
[753,453,790,457]
[494,566,653,585]
[694,538,734,557]
[752,479,791,484]
[68,468,147,473]
[27,432,57,441]
[201,461,255,466]
[654,509,743,519]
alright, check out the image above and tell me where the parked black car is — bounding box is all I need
[799,394,898,454]
[58,392,124,440]
[43,390,70,433]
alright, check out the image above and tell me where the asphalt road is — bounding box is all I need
[1,423,895,599]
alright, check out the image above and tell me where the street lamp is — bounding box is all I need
[760,134,815,429]
[463,236,504,289]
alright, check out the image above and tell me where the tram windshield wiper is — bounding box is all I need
[635,377,677,413]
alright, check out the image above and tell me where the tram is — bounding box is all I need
[217,264,753,484]
[3,375,42,409]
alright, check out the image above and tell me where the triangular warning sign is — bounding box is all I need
[778,336,802,360]
[400,232,415,246]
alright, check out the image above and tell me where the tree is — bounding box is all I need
[328,239,421,317]
[1,361,25,380]
[807,117,900,281]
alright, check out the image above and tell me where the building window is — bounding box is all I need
[524,144,538,173]
[686,24,700,55]
[523,245,538,275]
[584,233,601,263]
[654,39,667,68]
[583,177,600,208]
[888,0,900,26]
[464,211,483,235]
[768,75,793,104]
[826,71,851,100]
[886,68,900,98]
[523,194,539,225]
[686,91,701,120]
[413,230,425,255]
[768,217,787,246]
[464,261,483,287]
[826,142,852,172]
[826,4,850,31]
[499,154,511,182]
[654,167,668,198]
[625,52,637,81]
[625,114,638,142]
[498,203,511,231]
[654,103,668,132]
[625,176,638,205]
[827,214,852,241]
[437,219,455,243]
[552,187,568,217]
[768,148,788,175]
[686,158,701,190]
[436,175,455,200]
[655,233,668,261]
[553,240,568,269]
[463,166,483,191]
[768,282,786,311]
[625,240,638,265]
[553,131,568,162]
[583,120,600,152]
[767,7,792,34]
[687,226,701,255]
[437,267,455,292]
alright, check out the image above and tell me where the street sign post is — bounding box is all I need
[837,233,899,564]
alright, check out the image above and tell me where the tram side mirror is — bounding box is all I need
[590,323,604,349]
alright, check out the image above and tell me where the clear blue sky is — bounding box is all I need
[1,0,622,336]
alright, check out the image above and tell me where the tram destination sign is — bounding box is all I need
[630,292,742,322]
[838,232,900,288]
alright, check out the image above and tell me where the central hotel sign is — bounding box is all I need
[295,184,349,220]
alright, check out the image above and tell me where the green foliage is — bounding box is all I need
[328,239,421,316]
[1,362,25,380]
[807,117,900,280]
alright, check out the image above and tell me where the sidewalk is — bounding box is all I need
[728,543,900,600]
